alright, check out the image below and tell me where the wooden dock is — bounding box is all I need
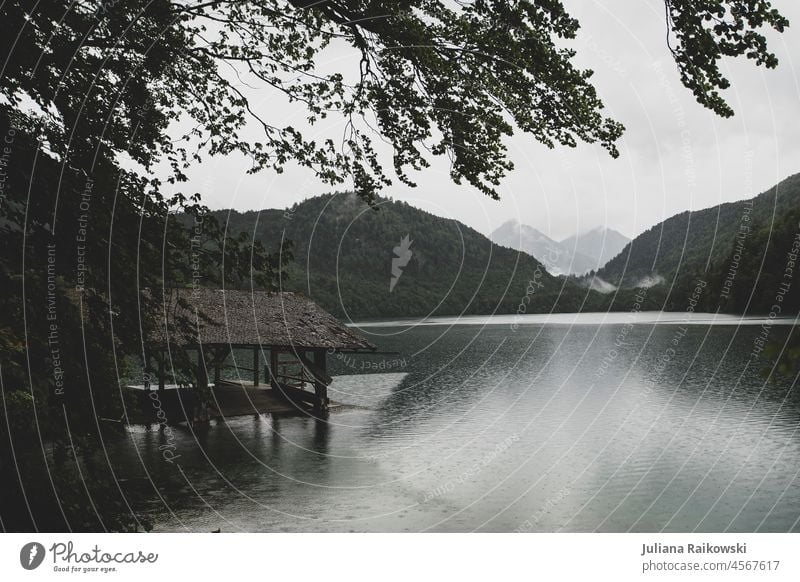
[210,380,345,417]
[134,289,378,423]
[125,380,343,425]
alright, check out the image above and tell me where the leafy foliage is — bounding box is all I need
[665,0,788,117]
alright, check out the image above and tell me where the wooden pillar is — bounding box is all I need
[158,355,165,391]
[315,348,327,375]
[196,350,208,390]
[312,348,329,414]
[143,350,151,390]
[214,345,229,387]
[269,348,279,389]
[313,383,329,414]
[253,347,260,386]
[194,349,210,424]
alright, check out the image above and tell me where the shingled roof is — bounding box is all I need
[153,288,374,351]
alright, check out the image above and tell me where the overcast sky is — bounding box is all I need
[174,0,800,242]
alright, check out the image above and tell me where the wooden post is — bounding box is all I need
[312,348,329,414]
[270,348,279,389]
[213,345,229,387]
[143,349,151,390]
[253,346,260,386]
[313,383,329,414]
[195,349,210,424]
[158,355,165,391]
[315,348,327,375]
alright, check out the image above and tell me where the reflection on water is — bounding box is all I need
[115,316,800,532]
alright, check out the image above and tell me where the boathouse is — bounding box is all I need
[140,288,375,420]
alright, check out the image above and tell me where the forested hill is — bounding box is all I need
[206,193,599,319]
[596,173,800,314]
[201,175,800,319]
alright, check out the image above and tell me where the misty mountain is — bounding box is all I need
[596,173,800,314]
[561,227,631,269]
[207,194,598,319]
[200,174,800,318]
[490,220,596,275]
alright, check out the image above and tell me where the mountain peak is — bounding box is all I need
[560,227,631,268]
[491,222,597,275]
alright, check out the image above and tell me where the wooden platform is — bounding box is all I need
[125,380,341,425]
[210,380,344,417]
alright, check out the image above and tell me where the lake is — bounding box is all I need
[117,312,800,532]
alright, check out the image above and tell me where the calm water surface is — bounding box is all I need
[117,313,800,532]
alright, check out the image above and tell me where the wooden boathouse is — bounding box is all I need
[136,288,375,422]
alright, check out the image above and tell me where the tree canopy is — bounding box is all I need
[1,1,789,203]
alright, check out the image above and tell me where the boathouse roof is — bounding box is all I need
[152,288,374,351]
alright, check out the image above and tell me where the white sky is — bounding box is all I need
[174,0,800,242]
